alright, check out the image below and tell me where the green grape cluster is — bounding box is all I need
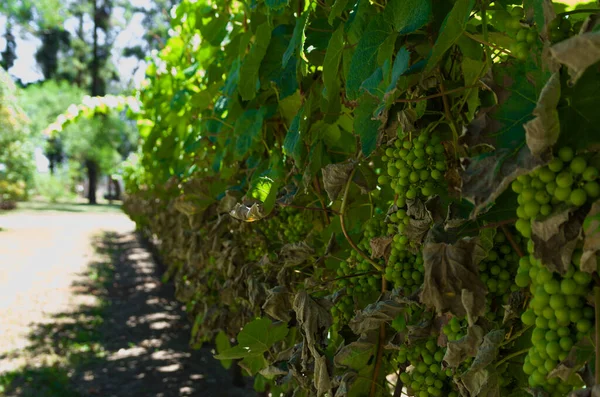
[479,231,522,322]
[336,250,381,296]
[512,147,600,238]
[442,316,467,342]
[384,248,424,294]
[506,6,539,60]
[246,243,267,261]
[396,339,458,397]
[331,295,354,327]
[378,131,446,208]
[516,241,591,395]
[261,207,312,244]
[549,16,581,43]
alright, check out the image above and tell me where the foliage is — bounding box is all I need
[88,0,600,396]
[33,169,78,203]
[0,67,34,204]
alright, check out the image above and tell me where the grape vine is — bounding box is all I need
[76,0,600,396]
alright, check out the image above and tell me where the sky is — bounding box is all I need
[0,1,152,88]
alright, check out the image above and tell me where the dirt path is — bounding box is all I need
[0,205,255,397]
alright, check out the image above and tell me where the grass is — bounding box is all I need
[7,200,122,214]
[0,233,116,397]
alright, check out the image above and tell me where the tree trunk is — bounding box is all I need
[86,160,98,204]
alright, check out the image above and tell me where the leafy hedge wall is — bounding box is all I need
[121,0,600,396]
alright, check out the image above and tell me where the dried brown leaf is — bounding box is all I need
[322,161,355,202]
[580,200,600,273]
[443,325,484,368]
[421,237,488,318]
[550,32,600,84]
[524,72,561,156]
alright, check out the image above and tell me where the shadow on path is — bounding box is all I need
[0,231,255,397]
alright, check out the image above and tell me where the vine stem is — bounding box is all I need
[501,225,524,258]
[370,260,388,397]
[500,325,532,347]
[595,286,600,384]
[463,31,515,58]
[494,348,528,368]
[340,167,382,271]
[394,85,479,103]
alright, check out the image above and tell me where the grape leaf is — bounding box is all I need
[421,236,488,318]
[354,94,381,156]
[556,64,600,151]
[348,295,406,335]
[283,10,309,69]
[293,291,333,360]
[550,32,600,83]
[322,161,356,202]
[443,325,484,368]
[531,204,590,275]
[214,317,289,359]
[329,0,350,25]
[265,0,289,11]
[262,286,293,322]
[239,22,273,101]
[215,331,232,369]
[384,0,432,34]
[346,14,391,100]
[323,25,345,101]
[234,108,265,159]
[524,72,560,156]
[426,0,475,72]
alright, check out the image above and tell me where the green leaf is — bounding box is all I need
[215,331,232,369]
[234,109,265,159]
[385,46,410,95]
[283,11,309,69]
[426,0,475,72]
[354,94,380,156]
[214,317,288,359]
[240,355,268,375]
[556,63,600,151]
[328,0,349,25]
[384,0,432,34]
[283,114,303,164]
[346,14,391,100]
[239,23,272,101]
[334,340,375,370]
[323,25,345,101]
[265,0,289,11]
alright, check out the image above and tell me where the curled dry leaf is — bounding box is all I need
[314,354,332,397]
[443,325,484,368]
[531,205,589,274]
[524,72,561,157]
[262,286,293,323]
[421,237,488,319]
[229,202,266,222]
[550,32,600,84]
[369,236,393,260]
[468,329,505,372]
[457,368,500,397]
[349,298,406,336]
[280,242,315,267]
[322,161,356,202]
[293,290,333,362]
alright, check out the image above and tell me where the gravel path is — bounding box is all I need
[0,205,254,397]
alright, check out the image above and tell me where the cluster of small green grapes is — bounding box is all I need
[335,252,381,296]
[378,131,446,209]
[330,295,354,327]
[549,16,582,43]
[513,147,599,238]
[384,248,424,295]
[261,207,312,243]
[516,240,590,395]
[396,339,458,397]
[246,243,267,261]
[505,6,539,60]
[479,231,522,322]
[442,317,467,342]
